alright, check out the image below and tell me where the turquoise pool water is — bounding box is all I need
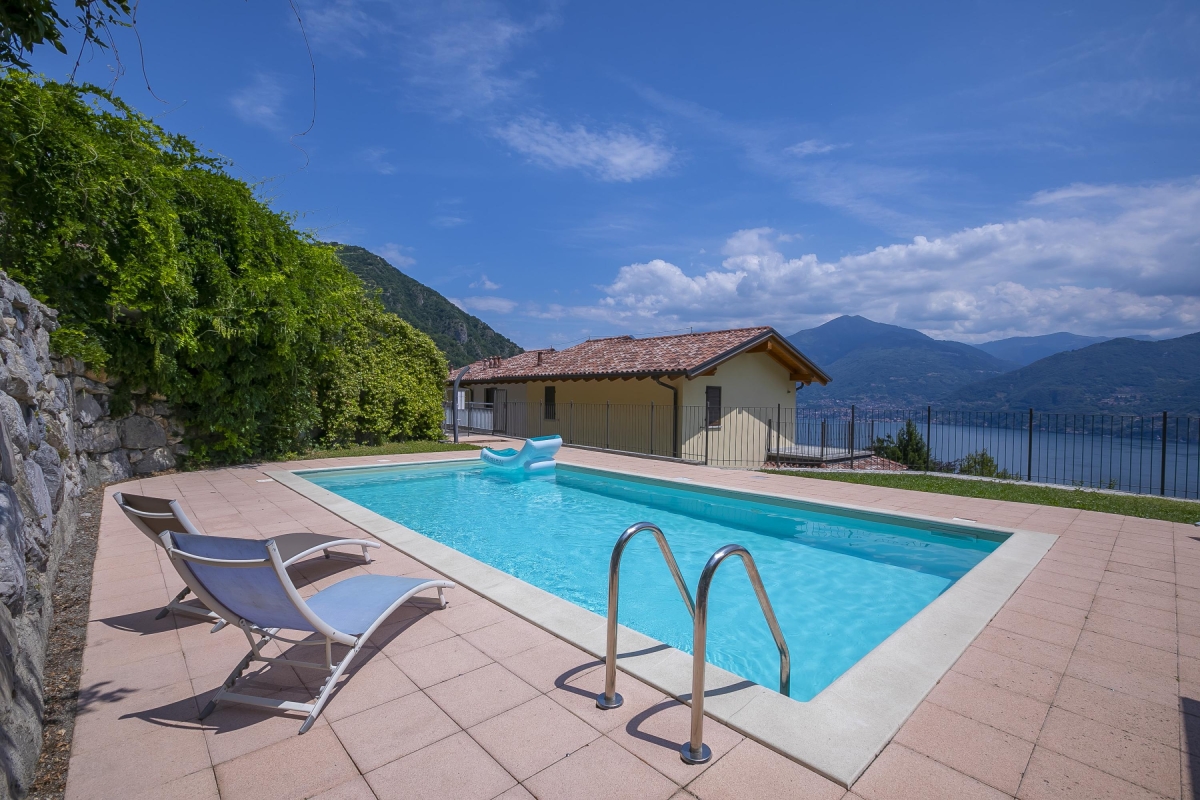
[306,461,1002,700]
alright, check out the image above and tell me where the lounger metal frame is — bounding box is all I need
[160,531,454,733]
[114,492,381,626]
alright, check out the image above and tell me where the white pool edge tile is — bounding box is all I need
[267,461,1054,787]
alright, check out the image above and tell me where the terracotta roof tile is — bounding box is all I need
[449,326,829,384]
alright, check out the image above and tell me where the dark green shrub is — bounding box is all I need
[871,419,930,469]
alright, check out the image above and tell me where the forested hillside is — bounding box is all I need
[946,334,1200,414]
[334,244,523,368]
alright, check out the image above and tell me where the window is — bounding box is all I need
[484,388,496,405]
[544,386,556,420]
[705,386,722,428]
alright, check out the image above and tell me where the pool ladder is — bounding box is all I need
[596,522,791,765]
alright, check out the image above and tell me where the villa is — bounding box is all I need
[447,326,830,463]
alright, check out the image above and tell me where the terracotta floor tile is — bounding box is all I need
[990,608,1082,648]
[499,636,602,693]
[523,736,677,800]
[64,724,212,800]
[1037,706,1180,798]
[1015,581,1094,611]
[1053,676,1180,749]
[426,662,540,729]
[1073,630,1178,677]
[974,627,1074,673]
[686,738,842,800]
[894,702,1034,795]
[308,776,377,800]
[214,726,358,800]
[330,691,460,773]
[952,646,1062,703]
[312,653,419,722]
[1017,746,1165,800]
[1065,652,1180,709]
[389,630,493,689]
[1003,594,1088,629]
[1085,611,1178,653]
[495,786,537,800]
[125,768,219,800]
[435,594,517,634]
[1096,582,1178,613]
[201,691,330,764]
[607,698,744,786]
[373,612,458,658]
[926,670,1050,742]
[468,694,600,780]
[549,659,667,734]
[1091,597,1177,632]
[365,732,516,800]
[851,744,1009,800]
[462,616,555,661]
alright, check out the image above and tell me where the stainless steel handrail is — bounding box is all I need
[596,522,696,710]
[682,544,790,765]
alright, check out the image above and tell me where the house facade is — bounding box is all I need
[447,327,830,465]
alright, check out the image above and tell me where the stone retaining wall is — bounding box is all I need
[0,272,185,799]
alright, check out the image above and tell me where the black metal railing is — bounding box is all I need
[443,401,1200,499]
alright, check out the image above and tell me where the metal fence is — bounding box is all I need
[444,401,1200,499]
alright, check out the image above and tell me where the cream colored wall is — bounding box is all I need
[679,351,794,465]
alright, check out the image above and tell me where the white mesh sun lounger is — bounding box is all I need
[161,530,455,732]
[114,492,381,625]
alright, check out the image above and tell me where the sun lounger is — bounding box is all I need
[114,492,381,625]
[160,530,454,732]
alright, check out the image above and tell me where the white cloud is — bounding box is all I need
[566,178,1200,340]
[470,274,501,290]
[432,215,467,228]
[230,74,286,129]
[786,139,845,157]
[378,243,415,269]
[495,117,674,182]
[360,146,395,175]
[457,296,517,314]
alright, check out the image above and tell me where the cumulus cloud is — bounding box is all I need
[496,117,673,181]
[378,243,416,269]
[574,178,1200,340]
[360,146,395,175]
[230,74,286,129]
[786,139,845,157]
[455,296,518,314]
[470,274,501,290]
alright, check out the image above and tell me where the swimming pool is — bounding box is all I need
[305,460,1004,700]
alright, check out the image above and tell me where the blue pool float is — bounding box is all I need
[481,435,562,474]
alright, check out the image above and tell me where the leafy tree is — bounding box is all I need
[0,71,446,461]
[959,449,998,477]
[1,0,131,70]
[871,419,930,469]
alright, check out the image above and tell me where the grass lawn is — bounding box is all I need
[279,440,479,461]
[765,469,1200,524]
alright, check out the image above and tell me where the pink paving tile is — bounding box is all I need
[431,592,516,634]
[990,607,1084,647]
[365,732,516,800]
[71,679,202,756]
[1085,611,1178,653]
[893,702,1034,795]
[1015,580,1094,612]
[125,768,219,800]
[926,670,1050,742]
[498,635,602,693]
[548,658,668,734]
[64,723,212,800]
[1036,706,1180,798]
[1065,652,1180,709]
[523,736,678,800]
[1026,566,1100,595]
[607,698,744,786]
[467,694,600,780]
[1003,593,1089,629]
[973,627,1074,673]
[686,738,843,800]
[1096,582,1177,613]
[389,633,493,689]
[1052,676,1180,749]
[201,689,331,764]
[1073,630,1178,677]
[308,776,377,800]
[215,726,359,800]
[496,786,537,800]
[79,649,192,696]
[1102,570,1176,597]
[372,611,458,658]
[461,616,555,661]
[329,691,460,773]
[1091,597,1177,631]
[952,645,1063,704]
[851,744,1010,800]
[310,652,420,722]
[425,661,540,728]
[1017,746,1166,800]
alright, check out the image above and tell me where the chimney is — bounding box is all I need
[536,351,542,366]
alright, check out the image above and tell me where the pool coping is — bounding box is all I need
[268,456,1056,787]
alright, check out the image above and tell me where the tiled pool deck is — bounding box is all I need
[66,440,1199,799]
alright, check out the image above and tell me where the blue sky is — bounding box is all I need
[33,1,1200,349]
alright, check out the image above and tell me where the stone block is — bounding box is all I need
[0,336,43,402]
[95,449,132,484]
[32,444,63,512]
[76,419,119,454]
[0,484,25,611]
[22,459,53,552]
[119,415,166,449]
[76,391,103,426]
[0,396,28,455]
[0,412,15,485]
[133,446,176,475]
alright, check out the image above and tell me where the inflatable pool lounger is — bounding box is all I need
[481,435,562,473]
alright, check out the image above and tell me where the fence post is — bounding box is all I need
[766,418,773,466]
[539,402,543,436]
[925,406,931,472]
[650,402,655,456]
[776,403,782,468]
[606,401,611,451]
[1161,411,1168,496]
[820,419,826,463]
[704,418,710,466]
[568,401,573,444]
[849,405,856,469]
[1027,408,1034,482]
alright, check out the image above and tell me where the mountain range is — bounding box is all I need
[789,316,1197,414]
[333,244,523,367]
